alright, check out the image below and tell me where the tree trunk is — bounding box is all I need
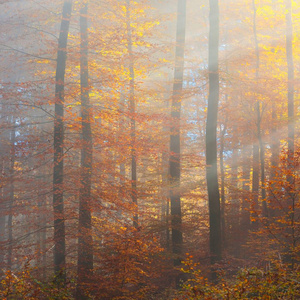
[257,102,267,217]
[161,95,171,250]
[252,143,259,227]
[206,0,222,269]
[53,0,72,281]
[241,143,251,231]
[126,0,138,228]
[0,155,5,270]
[169,0,186,274]
[0,110,7,270]
[251,0,261,227]
[285,0,296,267]
[7,117,15,271]
[219,124,226,249]
[269,103,280,213]
[119,93,125,206]
[286,0,294,170]
[76,1,94,299]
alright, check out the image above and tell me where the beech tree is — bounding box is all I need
[126,0,138,228]
[286,0,294,171]
[206,0,222,268]
[53,0,72,280]
[76,1,93,298]
[169,0,186,273]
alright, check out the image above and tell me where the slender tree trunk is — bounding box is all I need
[269,103,280,207]
[119,93,125,204]
[161,95,171,249]
[241,143,251,230]
[126,0,138,228]
[286,0,294,170]
[169,0,186,275]
[252,143,259,226]
[206,0,222,270]
[285,0,296,267]
[0,161,4,271]
[251,0,261,227]
[231,146,242,258]
[76,2,93,298]
[160,149,169,249]
[37,189,42,278]
[53,0,72,281]
[0,112,6,270]
[7,117,15,271]
[1,158,9,270]
[253,0,267,217]
[219,124,226,249]
[42,222,47,280]
[39,167,48,280]
[257,102,267,217]
[230,147,238,201]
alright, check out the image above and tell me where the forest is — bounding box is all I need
[0,0,299,299]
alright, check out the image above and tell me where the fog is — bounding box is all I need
[0,0,299,299]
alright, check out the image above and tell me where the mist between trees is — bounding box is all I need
[0,0,299,299]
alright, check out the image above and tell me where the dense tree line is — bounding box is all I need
[0,0,299,298]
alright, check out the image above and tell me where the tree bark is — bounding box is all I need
[53,0,72,281]
[251,0,263,226]
[119,93,125,205]
[126,0,138,228]
[169,0,186,273]
[76,1,93,299]
[285,0,296,267]
[286,0,294,170]
[269,103,280,210]
[257,102,267,217]
[219,124,226,249]
[0,156,4,270]
[7,117,15,271]
[206,0,222,269]
[241,143,251,231]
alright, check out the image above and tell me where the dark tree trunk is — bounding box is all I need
[251,0,261,227]
[286,0,294,169]
[169,0,186,273]
[219,124,226,249]
[230,147,239,226]
[252,143,259,227]
[7,117,15,271]
[53,0,72,281]
[161,96,171,250]
[119,94,125,203]
[252,0,268,219]
[241,143,251,231]
[126,0,138,228]
[285,0,296,267]
[0,111,7,269]
[269,103,280,220]
[161,149,169,249]
[41,221,47,280]
[0,158,4,270]
[257,102,267,217]
[206,0,222,269]
[76,1,93,299]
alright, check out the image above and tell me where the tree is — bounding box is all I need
[76,1,93,298]
[126,0,138,228]
[169,0,186,274]
[53,0,72,281]
[285,0,296,266]
[206,0,222,269]
[286,0,295,172]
